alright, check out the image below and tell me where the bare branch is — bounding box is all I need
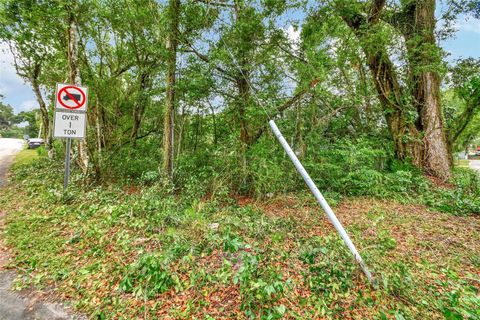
[194,0,235,8]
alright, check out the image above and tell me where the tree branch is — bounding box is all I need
[184,44,237,82]
[250,79,320,144]
[195,0,235,8]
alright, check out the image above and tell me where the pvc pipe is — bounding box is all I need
[269,120,375,285]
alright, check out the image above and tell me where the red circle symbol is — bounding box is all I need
[57,86,86,110]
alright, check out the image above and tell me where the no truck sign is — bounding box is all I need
[53,83,89,192]
[55,83,88,112]
[53,83,88,139]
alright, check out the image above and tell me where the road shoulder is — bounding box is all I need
[0,140,84,320]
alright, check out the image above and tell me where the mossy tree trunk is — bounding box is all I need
[402,0,452,180]
[338,0,452,180]
[163,0,180,181]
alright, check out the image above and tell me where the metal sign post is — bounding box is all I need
[63,138,72,191]
[269,120,376,285]
[53,83,88,192]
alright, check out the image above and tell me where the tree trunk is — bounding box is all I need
[131,72,150,147]
[366,51,412,161]
[29,66,52,155]
[92,93,102,179]
[339,2,416,161]
[403,0,452,180]
[67,1,89,173]
[237,76,251,146]
[339,0,451,180]
[162,0,180,181]
[235,64,252,189]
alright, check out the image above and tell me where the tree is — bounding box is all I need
[445,58,480,152]
[0,99,14,131]
[15,110,40,138]
[64,0,90,172]
[163,0,180,181]
[0,0,60,151]
[399,0,451,179]
[334,0,452,180]
[185,0,307,188]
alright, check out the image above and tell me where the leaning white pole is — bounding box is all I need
[269,120,375,285]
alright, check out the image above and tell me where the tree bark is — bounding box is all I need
[338,0,451,180]
[67,1,89,173]
[237,76,251,146]
[338,0,416,161]
[131,72,150,147]
[162,0,180,181]
[29,63,52,154]
[402,0,452,180]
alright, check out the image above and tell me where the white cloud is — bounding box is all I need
[18,99,38,112]
[285,25,300,42]
[0,42,36,113]
[0,43,25,94]
[455,18,480,34]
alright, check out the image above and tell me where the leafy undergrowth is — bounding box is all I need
[0,160,479,319]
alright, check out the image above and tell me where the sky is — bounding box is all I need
[1,5,479,114]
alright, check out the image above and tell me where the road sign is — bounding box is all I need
[53,111,87,139]
[53,83,88,192]
[55,83,88,112]
[53,83,88,140]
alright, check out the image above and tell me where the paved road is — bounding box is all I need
[470,160,480,172]
[0,138,24,187]
[0,138,82,320]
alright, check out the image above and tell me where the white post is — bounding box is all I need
[269,120,375,285]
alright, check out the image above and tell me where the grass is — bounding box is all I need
[454,159,470,168]
[0,160,479,319]
[13,148,39,167]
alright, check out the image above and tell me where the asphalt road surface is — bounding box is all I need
[0,138,82,320]
[470,160,480,172]
[0,138,24,187]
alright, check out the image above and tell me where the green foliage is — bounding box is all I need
[105,137,161,182]
[0,98,38,138]
[234,252,290,319]
[1,0,480,318]
[1,159,480,318]
[300,236,356,298]
[424,168,480,215]
[0,99,14,131]
[248,133,434,201]
[120,253,176,298]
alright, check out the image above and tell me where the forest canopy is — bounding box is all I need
[1,0,479,190]
[1,1,480,319]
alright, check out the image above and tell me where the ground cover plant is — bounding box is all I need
[1,0,480,318]
[0,153,478,319]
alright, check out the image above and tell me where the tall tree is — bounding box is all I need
[163,0,180,180]
[0,0,57,152]
[0,98,14,131]
[66,0,89,172]
[445,58,480,151]
[335,0,452,180]
[400,0,451,179]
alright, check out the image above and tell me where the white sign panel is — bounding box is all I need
[55,83,88,112]
[53,111,87,139]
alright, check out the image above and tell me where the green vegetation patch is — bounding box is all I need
[13,148,40,167]
[0,160,479,319]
